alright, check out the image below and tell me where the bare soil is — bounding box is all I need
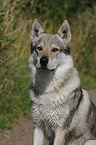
[0,90,96,145]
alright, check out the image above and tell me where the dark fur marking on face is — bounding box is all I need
[31,41,38,55]
[87,100,96,137]
[60,44,71,55]
[31,42,35,54]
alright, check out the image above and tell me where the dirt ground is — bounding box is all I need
[0,90,96,145]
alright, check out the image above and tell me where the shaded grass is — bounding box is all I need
[80,71,96,90]
[0,55,31,129]
[0,28,31,129]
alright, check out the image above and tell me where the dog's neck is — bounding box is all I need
[32,66,80,96]
[34,69,54,94]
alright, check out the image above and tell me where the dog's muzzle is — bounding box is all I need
[40,56,49,67]
[39,56,55,71]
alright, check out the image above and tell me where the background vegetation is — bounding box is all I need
[0,0,96,129]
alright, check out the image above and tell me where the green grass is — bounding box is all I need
[0,40,31,129]
[79,70,96,91]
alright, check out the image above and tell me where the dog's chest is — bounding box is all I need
[32,98,70,132]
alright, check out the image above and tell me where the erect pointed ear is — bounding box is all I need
[57,20,71,42]
[31,19,44,40]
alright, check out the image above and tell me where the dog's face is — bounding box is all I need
[30,19,72,72]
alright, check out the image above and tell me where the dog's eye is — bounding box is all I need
[36,46,43,51]
[51,48,59,52]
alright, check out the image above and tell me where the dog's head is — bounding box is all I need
[30,19,73,72]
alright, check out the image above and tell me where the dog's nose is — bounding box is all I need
[40,56,49,67]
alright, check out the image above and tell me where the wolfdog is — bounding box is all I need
[29,19,96,145]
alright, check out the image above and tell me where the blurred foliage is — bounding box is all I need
[0,0,96,129]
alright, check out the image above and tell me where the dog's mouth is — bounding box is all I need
[38,67,55,71]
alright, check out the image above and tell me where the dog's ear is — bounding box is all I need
[57,20,71,42]
[31,19,44,40]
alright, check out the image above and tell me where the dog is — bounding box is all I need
[29,19,96,145]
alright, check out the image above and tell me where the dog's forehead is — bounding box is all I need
[39,33,65,48]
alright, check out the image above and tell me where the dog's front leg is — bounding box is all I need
[33,127,44,145]
[54,129,69,145]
